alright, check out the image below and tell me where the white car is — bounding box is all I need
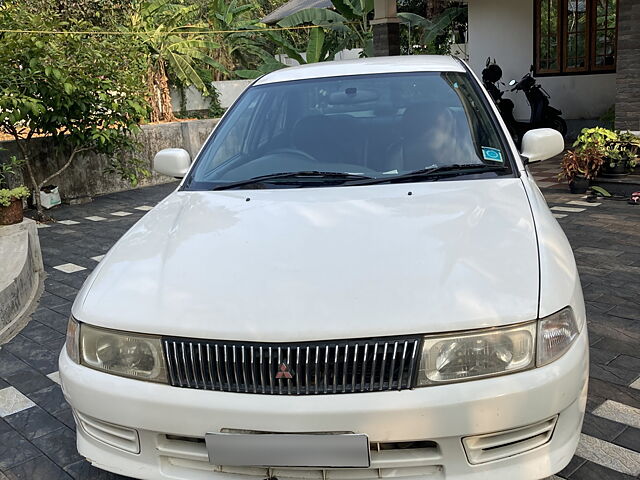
[59,56,588,480]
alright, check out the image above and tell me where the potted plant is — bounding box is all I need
[558,146,604,194]
[0,155,30,226]
[572,127,639,177]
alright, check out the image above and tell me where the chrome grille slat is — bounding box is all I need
[163,336,421,395]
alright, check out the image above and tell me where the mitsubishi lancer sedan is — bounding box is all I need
[59,56,588,480]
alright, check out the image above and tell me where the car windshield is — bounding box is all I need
[184,71,513,190]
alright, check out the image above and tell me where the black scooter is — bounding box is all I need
[482,59,566,145]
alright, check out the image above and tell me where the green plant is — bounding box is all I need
[0,4,149,217]
[558,147,605,183]
[132,0,223,121]
[399,5,467,55]
[0,186,30,207]
[0,155,25,189]
[276,0,374,63]
[573,127,639,170]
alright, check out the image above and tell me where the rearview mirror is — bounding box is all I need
[520,128,564,164]
[153,148,191,178]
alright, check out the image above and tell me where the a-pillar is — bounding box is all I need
[371,0,400,56]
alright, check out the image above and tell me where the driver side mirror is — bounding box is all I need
[520,128,564,164]
[153,148,191,178]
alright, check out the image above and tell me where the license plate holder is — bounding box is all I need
[205,432,370,468]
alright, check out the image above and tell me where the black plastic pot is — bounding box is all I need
[569,176,589,194]
[600,162,628,178]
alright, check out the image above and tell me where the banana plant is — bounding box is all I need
[275,0,374,63]
[132,0,224,121]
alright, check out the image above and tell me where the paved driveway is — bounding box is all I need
[0,173,638,480]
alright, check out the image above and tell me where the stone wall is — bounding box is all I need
[0,118,218,201]
[615,0,640,132]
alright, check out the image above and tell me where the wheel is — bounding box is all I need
[548,117,567,137]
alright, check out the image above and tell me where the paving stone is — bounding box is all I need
[608,355,640,374]
[3,336,60,374]
[0,418,11,434]
[613,426,640,452]
[574,433,640,476]
[558,455,587,477]
[19,321,66,348]
[37,293,70,310]
[568,460,637,479]
[4,406,65,440]
[64,460,132,479]
[0,351,29,378]
[31,308,69,334]
[2,368,54,396]
[581,412,627,441]
[0,430,42,470]
[593,400,640,429]
[52,408,76,430]
[589,363,639,387]
[0,388,36,417]
[53,264,86,274]
[27,385,68,415]
[3,454,72,480]
[32,427,83,468]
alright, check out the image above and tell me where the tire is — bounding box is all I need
[548,117,567,137]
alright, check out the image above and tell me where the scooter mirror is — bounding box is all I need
[509,79,517,86]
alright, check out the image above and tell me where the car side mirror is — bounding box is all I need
[509,79,517,86]
[520,128,564,164]
[153,148,191,178]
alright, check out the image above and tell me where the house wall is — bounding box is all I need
[467,0,616,121]
[615,0,640,132]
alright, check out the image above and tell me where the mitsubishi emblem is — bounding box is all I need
[276,363,293,379]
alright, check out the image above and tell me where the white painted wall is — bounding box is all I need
[171,79,253,112]
[467,0,616,120]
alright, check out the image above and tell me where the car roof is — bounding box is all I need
[254,55,466,85]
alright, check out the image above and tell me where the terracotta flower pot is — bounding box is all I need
[0,198,24,225]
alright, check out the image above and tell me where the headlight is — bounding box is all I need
[416,322,536,386]
[537,307,579,367]
[67,318,168,383]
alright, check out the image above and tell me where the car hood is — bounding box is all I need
[75,179,539,341]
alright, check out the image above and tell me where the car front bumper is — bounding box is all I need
[59,328,588,480]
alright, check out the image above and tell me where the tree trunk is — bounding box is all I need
[13,137,46,220]
[148,62,175,122]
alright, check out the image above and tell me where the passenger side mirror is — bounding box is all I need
[153,148,191,178]
[520,128,564,164]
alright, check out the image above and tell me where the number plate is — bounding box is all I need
[205,432,370,468]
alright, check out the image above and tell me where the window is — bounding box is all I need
[535,0,617,75]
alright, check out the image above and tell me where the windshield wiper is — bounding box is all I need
[346,164,509,187]
[211,171,374,191]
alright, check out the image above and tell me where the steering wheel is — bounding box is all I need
[269,148,318,163]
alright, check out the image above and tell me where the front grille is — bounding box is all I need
[163,336,421,395]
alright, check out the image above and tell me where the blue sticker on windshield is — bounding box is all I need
[481,147,503,163]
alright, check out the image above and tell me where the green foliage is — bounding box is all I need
[133,0,223,91]
[399,5,466,54]
[0,2,149,212]
[0,186,30,207]
[573,127,639,169]
[202,0,282,79]
[276,0,373,64]
[0,155,24,189]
